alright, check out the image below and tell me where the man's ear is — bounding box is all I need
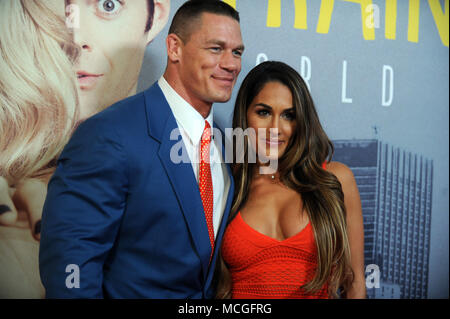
[146,0,170,44]
[166,33,183,63]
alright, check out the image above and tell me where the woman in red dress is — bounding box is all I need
[217,61,366,299]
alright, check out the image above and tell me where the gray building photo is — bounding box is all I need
[333,140,432,298]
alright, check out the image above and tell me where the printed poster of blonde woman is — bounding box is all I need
[0,0,170,298]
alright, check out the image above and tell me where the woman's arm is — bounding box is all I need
[327,161,366,299]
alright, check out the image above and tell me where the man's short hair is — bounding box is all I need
[168,0,240,43]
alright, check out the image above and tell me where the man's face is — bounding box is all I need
[68,0,159,121]
[177,13,244,109]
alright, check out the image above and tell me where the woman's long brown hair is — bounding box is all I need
[216,61,353,299]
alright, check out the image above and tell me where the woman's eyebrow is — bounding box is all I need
[254,103,272,109]
[255,103,295,112]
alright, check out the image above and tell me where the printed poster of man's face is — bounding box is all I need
[0,0,170,298]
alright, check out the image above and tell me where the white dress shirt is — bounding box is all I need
[158,76,230,239]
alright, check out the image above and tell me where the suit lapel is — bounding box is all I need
[144,83,212,281]
[158,121,212,280]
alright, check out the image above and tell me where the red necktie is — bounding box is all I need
[199,121,214,258]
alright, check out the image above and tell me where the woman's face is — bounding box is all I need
[246,81,296,163]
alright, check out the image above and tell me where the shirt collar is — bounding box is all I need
[158,76,213,145]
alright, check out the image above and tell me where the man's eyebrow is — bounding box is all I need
[235,44,245,52]
[205,40,245,51]
[205,39,226,46]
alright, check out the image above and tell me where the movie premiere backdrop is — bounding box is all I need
[0,0,448,299]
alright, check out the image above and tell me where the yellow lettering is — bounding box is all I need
[385,0,397,40]
[428,0,449,47]
[222,0,236,9]
[267,0,281,28]
[294,0,308,29]
[342,0,375,40]
[408,0,420,43]
[317,0,335,34]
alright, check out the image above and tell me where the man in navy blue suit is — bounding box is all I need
[39,0,244,298]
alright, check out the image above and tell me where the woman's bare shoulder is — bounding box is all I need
[324,161,356,186]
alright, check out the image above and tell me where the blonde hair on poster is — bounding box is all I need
[0,0,79,185]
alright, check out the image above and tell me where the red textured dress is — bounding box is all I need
[221,164,329,299]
